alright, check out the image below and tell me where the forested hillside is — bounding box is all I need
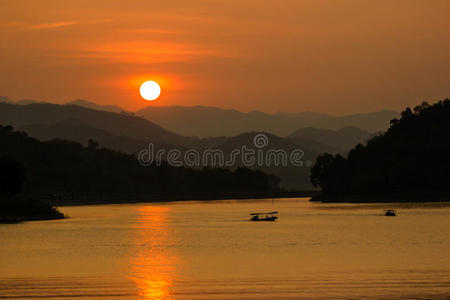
[0,125,281,202]
[311,100,450,197]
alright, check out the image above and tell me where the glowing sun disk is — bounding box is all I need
[140,81,161,101]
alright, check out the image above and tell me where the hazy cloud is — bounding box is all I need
[29,21,78,30]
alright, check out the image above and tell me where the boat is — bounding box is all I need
[384,209,396,216]
[249,211,278,221]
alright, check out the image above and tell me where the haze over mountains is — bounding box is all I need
[289,127,374,152]
[0,102,188,146]
[0,98,394,189]
[1,97,397,137]
[66,99,126,114]
[136,105,397,137]
[0,97,128,114]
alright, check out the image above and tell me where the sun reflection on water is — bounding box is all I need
[130,206,179,300]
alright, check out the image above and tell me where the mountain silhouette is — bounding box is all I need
[0,102,191,146]
[19,120,148,154]
[136,105,397,137]
[4,99,397,138]
[212,132,318,189]
[65,99,127,114]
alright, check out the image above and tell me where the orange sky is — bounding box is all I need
[1,0,449,113]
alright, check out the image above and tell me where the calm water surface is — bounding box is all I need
[1,198,449,299]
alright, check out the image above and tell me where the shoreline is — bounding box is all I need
[46,190,316,207]
[310,191,450,203]
[1,191,315,223]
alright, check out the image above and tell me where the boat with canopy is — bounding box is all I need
[249,211,278,221]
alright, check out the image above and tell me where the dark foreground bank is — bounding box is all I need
[0,198,65,223]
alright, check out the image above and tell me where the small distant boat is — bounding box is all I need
[249,211,278,221]
[384,209,396,216]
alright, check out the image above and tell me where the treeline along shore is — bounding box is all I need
[46,190,314,206]
[0,124,308,222]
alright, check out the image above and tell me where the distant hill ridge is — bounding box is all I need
[136,105,397,137]
[66,99,127,114]
[0,102,190,146]
[1,97,398,137]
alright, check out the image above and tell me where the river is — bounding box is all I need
[1,198,449,299]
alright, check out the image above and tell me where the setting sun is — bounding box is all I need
[140,81,161,101]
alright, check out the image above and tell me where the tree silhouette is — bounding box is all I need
[0,124,281,200]
[311,99,450,195]
[0,155,26,198]
[87,139,99,150]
